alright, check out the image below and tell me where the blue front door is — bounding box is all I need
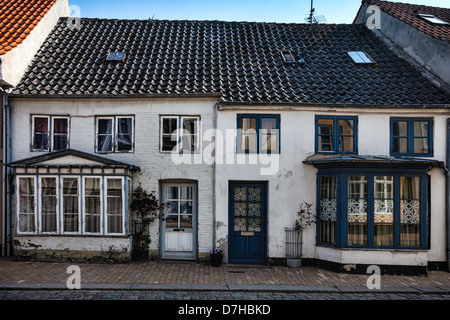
[229,182,267,264]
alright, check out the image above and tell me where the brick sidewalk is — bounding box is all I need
[0,258,449,290]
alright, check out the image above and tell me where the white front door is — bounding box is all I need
[161,183,197,260]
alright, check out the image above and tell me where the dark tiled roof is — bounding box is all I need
[14,18,450,106]
[363,0,450,43]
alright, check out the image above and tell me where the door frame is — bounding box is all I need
[228,181,268,264]
[159,180,198,260]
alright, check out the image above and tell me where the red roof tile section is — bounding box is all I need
[364,0,450,42]
[0,0,57,55]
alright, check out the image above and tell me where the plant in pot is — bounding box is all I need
[285,201,316,268]
[209,247,223,267]
[130,185,167,261]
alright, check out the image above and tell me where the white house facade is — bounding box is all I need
[7,18,450,273]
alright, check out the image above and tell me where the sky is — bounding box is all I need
[68,0,450,24]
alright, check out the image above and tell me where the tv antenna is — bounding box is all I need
[305,0,327,24]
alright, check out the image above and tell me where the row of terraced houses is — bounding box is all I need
[1,0,449,274]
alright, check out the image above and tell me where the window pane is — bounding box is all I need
[414,138,429,154]
[107,179,123,233]
[180,215,192,228]
[98,135,113,152]
[97,119,113,152]
[33,117,49,150]
[241,134,257,151]
[374,176,394,247]
[162,118,178,134]
[347,176,367,246]
[117,134,133,151]
[41,178,57,232]
[400,177,420,199]
[18,178,35,233]
[166,186,178,200]
[320,176,337,198]
[53,118,68,134]
[117,118,133,151]
[166,215,178,227]
[180,186,193,200]
[393,121,408,136]
[98,119,113,134]
[260,118,278,152]
[319,176,337,244]
[413,121,429,137]
[348,176,367,198]
[241,118,256,132]
[53,135,68,151]
[339,119,354,135]
[400,177,420,247]
[318,119,334,152]
[85,178,101,233]
[63,178,79,232]
[393,137,408,153]
[339,136,354,153]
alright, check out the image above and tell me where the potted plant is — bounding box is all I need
[285,201,316,268]
[209,248,223,267]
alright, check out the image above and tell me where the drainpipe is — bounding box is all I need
[447,118,450,272]
[4,93,11,257]
[1,92,5,257]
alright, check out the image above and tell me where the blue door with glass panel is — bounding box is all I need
[229,182,267,264]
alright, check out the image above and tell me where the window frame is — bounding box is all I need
[390,117,433,157]
[39,175,59,234]
[159,115,201,154]
[15,175,128,236]
[31,115,70,152]
[95,115,135,154]
[316,169,428,250]
[61,176,81,234]
[236,114,280,154]
[16,176,37,234]
[315,115,358,154]
[105,177,126,235]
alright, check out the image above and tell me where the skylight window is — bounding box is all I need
[417,13,449,25]
[280,50,306,64]
[106,52,127,62]
[347,51,375,65]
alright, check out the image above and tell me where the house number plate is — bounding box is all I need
[241,231,254,236]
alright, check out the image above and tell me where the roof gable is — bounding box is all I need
[8,149,140,170]
[363,0,450,43]
[14,18,450,106]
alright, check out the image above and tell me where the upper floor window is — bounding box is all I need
[237,114,280,154]
[160,116,200,153]
[315,116,357,154]
[390,118,433,157]
[32,115,69,152]
[96,116,134,153]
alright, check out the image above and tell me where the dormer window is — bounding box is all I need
[347,51,375,65]
[417,13,449,25]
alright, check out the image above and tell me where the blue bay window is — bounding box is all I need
[303,156,444,250]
